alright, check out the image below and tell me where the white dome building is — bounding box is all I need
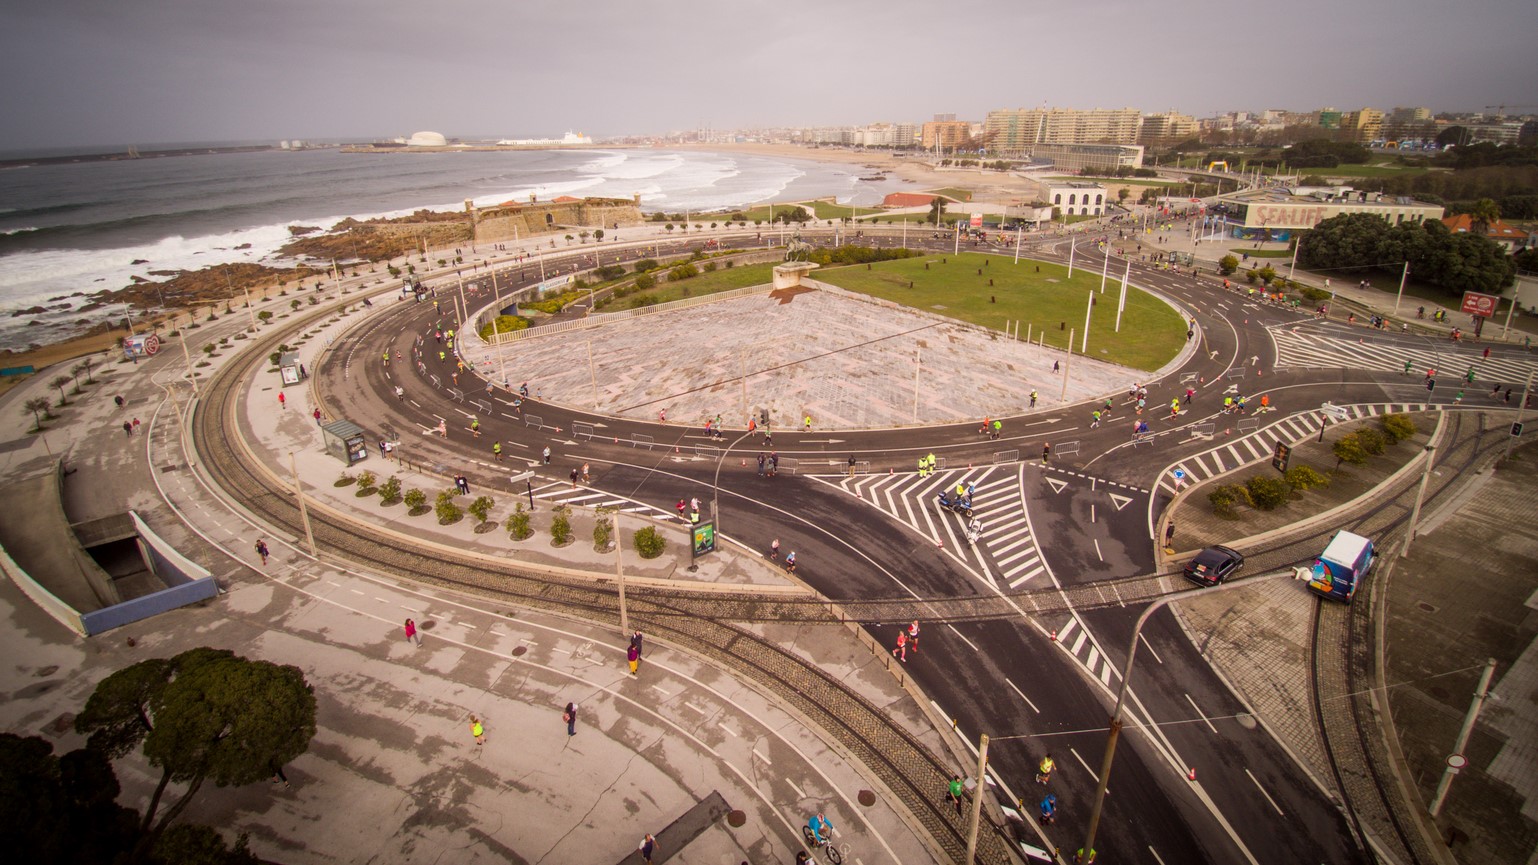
[407,131,447,147]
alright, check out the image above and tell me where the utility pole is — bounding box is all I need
[1502,369,1534,463]
[1400,444,1437,558]
[289,452,317,557]
[1429,658,1498,817]
[1082,290,1093,353]
[1060,329,1074,403]
[614,510,629,634]
[965,733,990,865]
[1393,260,1409,316]
[179,329,199,397]
[1115,260,1130,332]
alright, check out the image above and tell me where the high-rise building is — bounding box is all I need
[921,120,973,150]
[1139,112,1199,148]
[894,122,917,147]
[1340,108,1384,142]
[983,107,1143,153]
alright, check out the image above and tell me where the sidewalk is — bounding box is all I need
[0,278,952,864]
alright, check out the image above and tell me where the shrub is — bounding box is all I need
[479,315,529,340]
[593,507,614,551]
[550,505,573,546]
[1257,266,1277,285]
[1245,475,1291,511]
[434,489,463,525]
[356,470,377,491]
[506,503,533,540]
[669,263,699,281]
[703,261,717,272]
[593,264,627,281]
[468,495,495,525]
[634,273,656,291]
[1218,254,1239,275]
[403,488,427,514]
[1245,269,1259,284]
[633,525,666,559]
[378,475,402,504]
[1332,434,1369,470]
[1356,427,1388,455]
[633,258,659,273]
[1208,483,1253,519]
[1283,465,1330,492]
[1381,413,1416,443]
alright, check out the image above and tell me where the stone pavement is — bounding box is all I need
[456,277,1195,431]
[0,280,954,864]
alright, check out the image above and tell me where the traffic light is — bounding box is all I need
[1426,378,1435,392]
[1514,422,1525,437]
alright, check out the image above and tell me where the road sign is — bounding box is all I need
[691,521,716,559]
[1320,402,1350,421]
[1460,291,1500,318]
[1513,422,1525,437]
[1272,442,1291,474]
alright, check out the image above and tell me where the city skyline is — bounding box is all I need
[1,0,1534,150]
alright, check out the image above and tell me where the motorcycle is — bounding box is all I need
[936,491,974,519]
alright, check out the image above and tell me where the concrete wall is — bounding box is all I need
[0,544,87,637]
[78,513,217,635]
[472,200,644,243]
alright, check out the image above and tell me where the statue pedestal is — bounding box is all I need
[773,262,819,289]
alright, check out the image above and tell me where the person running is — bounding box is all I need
[255,539,270,566]
[893,630,908,662]
[784,551,796,572]
[1037,753,1055,783]
[1090,410,1101,428]
[1039,793,1058,825]
[907,620,921,652]
[991,419,1002,440]
[770,538,780,560]
[1029,390,1038,408]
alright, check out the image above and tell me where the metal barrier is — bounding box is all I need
[429,374,441,388]
[1270,365,1292,376]
[470,399,492,415]
[1192,423,1216,438]
[523,414,543,429]
[852,460,871,475]
[1225,368,1247,380]
[633,434,655,450]
[776,457,799,475]
[992,449,1020,464]
[1130,434,1152,447]
[447,388,464,403]
[1237,418,1260,434]
[573,421,596,440]
[1055,440,1081,456]
[694,445,721,460]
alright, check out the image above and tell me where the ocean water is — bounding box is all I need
[0,147,908,349]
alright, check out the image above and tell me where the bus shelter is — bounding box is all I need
[321,419,369,466]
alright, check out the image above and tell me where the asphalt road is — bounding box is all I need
[311,226,1531,864]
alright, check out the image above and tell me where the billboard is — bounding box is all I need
[691,521,716,559]
[1461,291,1500,318]
[970,213,983,228]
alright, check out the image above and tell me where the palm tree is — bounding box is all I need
[24,397,51,430]
[50,375,71,406]
[80,356,95,384]
[69,363,87,393]
[1468,198,1501,236]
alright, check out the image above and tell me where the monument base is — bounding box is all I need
[773,262,819,289]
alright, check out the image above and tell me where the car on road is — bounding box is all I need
[1183,545,1244,586]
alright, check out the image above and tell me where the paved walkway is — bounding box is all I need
[0,281,950,865]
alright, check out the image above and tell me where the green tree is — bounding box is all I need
[377,475,402,505]
[74,648,316,861]
[1332,433,1369,471]
[1256,266,1277,285]
[593,506,615,552]
[24,396,52,430]
[69,362,88,393]
[1218,254,1239,275]
[927,197,948,226]
[468,495,495,525]
[1284,465,1330,491]
[633,258,658,272]
[0,733,141,863]
[506,502,533,540]
[355,470,376,491]
[550,504,573,546]
[1245,475,1291,510]
[633,525,666,558]
[1381,413,1417,442]
[594,229,604,241]
[403,488,427,514]
[434,489,463,524]
[1466,198,1501,235]
[50,375,71,406]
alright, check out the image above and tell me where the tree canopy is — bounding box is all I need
[1297,213,1516,296]
[75,647,317,861]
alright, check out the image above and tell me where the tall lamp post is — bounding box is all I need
[711,429,759,535]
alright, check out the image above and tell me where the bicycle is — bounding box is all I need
[801,826,843,864]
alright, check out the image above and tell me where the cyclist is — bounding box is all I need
[808,812,834,845]
[1039,793,1057,825]
[1037,753,1055,784]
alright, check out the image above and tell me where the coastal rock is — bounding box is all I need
[26,320,42,327]
[131,258,149,265]
[287,225,322,236]
[11,306,48,317]
[235,243,252,249]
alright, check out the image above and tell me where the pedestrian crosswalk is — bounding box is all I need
[528,482,674,520]
[1151,402,1429,498]
[812,464,1055,591]
[1045,614,1120,688]
[1270,326,1538,385]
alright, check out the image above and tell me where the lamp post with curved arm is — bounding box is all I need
[711,429,760,538]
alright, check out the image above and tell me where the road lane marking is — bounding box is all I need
[1185,693,1217,733]
[946,624,981,653]
[1005,678,1041,714]
[1245,768,1286,816]
[1138,632,1164,664]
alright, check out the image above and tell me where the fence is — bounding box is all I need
[1237,418,1260,434]
[1054,440,1080,457]
[992,449,1019,464]
[1192,422,1216,438]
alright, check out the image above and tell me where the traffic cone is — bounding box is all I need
[740,458,746,466]
[674,446,679,454]
[1049,628,1057,642]
[1187,767,1197,781]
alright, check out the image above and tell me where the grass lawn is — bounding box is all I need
[598,262,781,309]
[814,252,1186,371]
[926,187,974,202]
[1231,248,1292,258]
[806,200,883,221]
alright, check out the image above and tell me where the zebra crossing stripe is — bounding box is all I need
[1058,617,1078,642]
[1070,630,1088,654]
[1007,565,1046,589]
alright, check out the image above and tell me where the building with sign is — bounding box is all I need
[1042,181,1108,217]
[1211,187,1442,239]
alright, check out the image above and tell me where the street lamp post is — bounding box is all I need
[710,430,759,538]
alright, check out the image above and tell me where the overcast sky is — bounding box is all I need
[2,0,1534,150]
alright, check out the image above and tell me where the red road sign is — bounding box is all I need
[1461,291,1500,318]
[143,334,160,355]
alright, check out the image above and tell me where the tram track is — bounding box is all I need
[191,311,1018,864]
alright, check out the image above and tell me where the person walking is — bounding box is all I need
[122,420,133,437]
[1041,442,1051,464]
[639,833,657,865]
[313,407,323,426]
[1164,520,1176,551]
[947,775,965,816]
[469,715,485,746]
[278,391,286,409]
[757,453,766,476]
[255,539,270,566]
[627,642,640,676]
[564,702,578,736]
[542,446,551,465]
[1029,390,1038,409]
[404,618,420,646]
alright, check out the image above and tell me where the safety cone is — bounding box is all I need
[936,540,944,548]
[1225,428,1231,435]
[740,458,746,467]
[674,446,680,454]
[1049,628,1057,642]
[1188,767,1197,781]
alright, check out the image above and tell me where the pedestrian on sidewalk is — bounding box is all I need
[404,618,420,645]
[313,407,323,426]
[639,833,657,865]
[627,642,640,676]
[278,392,286,409]
[114,394,125,408]
[564,702,578,736]
[131,417,141,434]
[122,420,133,437]
[1165,521,1176,550]
[947,775,965,816]
[269,760,291,789]
[255,539,269,566]
[470,715,485,745]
